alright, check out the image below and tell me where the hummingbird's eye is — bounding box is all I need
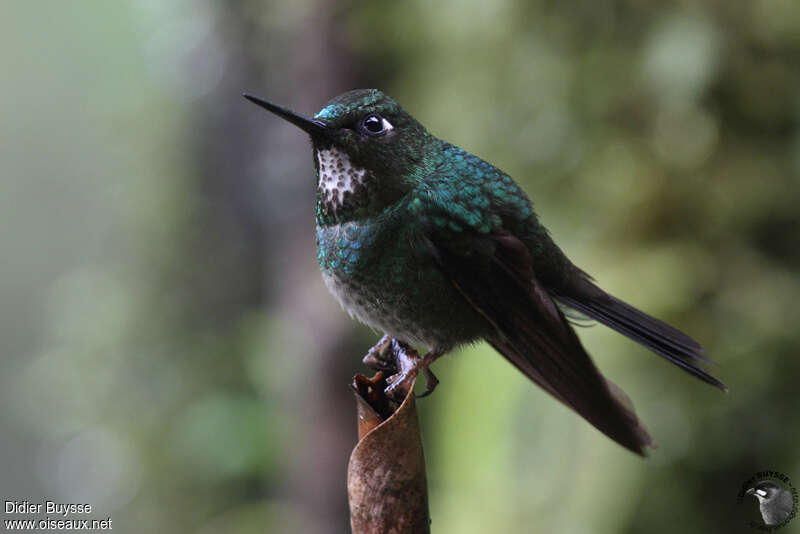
[360,114,392,136]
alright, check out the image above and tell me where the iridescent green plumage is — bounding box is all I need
[245,89,725,455]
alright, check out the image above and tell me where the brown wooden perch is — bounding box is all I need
[348,371,431,534]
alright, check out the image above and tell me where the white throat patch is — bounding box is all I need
[316,147,367,208]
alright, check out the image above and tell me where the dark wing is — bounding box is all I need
[424,230,653,455]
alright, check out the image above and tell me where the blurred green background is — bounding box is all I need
[2,1,799,533]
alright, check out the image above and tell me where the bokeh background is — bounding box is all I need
[2,1,799,533]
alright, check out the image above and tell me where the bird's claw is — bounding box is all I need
[416,366,439,398]
[384,358,440,400]
[384,373,411,401]
[362,334,394,371]
[363,336,444,401]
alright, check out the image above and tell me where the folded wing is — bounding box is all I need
[425,231,653,455]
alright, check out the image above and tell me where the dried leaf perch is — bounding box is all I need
[348,372,430,534]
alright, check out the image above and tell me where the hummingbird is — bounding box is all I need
[244,89,725,455]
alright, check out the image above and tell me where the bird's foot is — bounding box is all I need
[385,344,442,401]
[362,334,395,371]
[362,336,442,401]
[415,366,440,398]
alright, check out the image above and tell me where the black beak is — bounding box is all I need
[243,93,327,135]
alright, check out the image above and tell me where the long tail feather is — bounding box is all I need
[555,283,726,391]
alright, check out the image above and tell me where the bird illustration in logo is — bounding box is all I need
[746,480,793,526]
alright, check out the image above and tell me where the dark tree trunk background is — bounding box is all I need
[185,2,372,532]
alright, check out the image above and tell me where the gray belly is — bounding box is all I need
[316,221,489,350]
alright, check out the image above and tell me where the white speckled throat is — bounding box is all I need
[315,147,368,209]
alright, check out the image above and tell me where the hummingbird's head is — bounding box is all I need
[245,89,434,223]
